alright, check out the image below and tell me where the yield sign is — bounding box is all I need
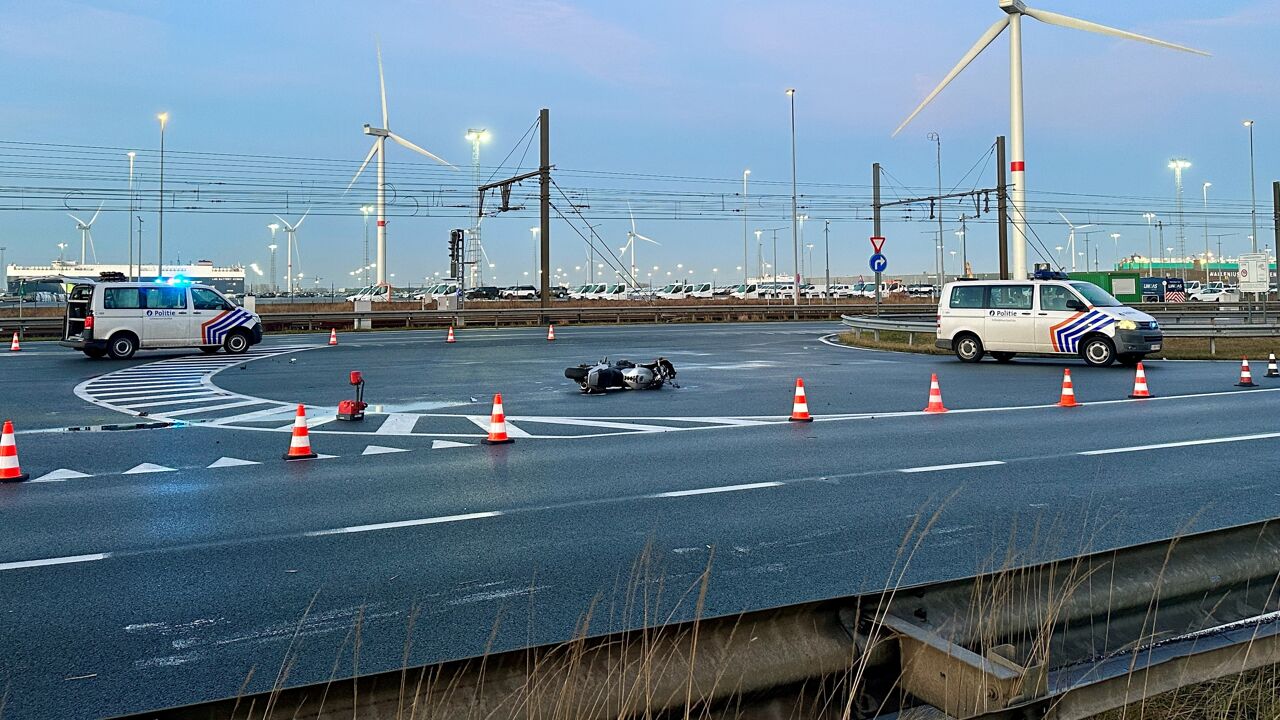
[870,236,886,253]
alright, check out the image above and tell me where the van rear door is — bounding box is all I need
[64,284,94,340]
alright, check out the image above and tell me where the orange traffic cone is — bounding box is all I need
[1057,368,1080,407]
[789,378,813,422]
[446,326,457,344]
[328,329,338,346]
[1129,362,1153,398]
[282,404,319,460]
[547,325,556,342]
[1237,358,1257,387]
[923,373,948,413]
[482,393,515,445]
[0,420,29,483]
[9,332,20,352]
[1267,353,1279,378]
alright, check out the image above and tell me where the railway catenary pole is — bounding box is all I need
[539,108,551,314]
[872,162,882,315]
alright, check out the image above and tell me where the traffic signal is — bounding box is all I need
[449,229,464,278]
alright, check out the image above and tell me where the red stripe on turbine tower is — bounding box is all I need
[1010,161,1025,172]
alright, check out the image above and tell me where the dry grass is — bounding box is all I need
[1095,664,1280,720]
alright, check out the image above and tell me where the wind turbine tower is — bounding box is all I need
[346,43,455,294]
[68,203,104,265]
[274,211,309,296]
[894,0,1208,279]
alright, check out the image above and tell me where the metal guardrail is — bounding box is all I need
[125,517,1280,720]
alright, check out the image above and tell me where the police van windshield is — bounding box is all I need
[1069,282,1123,307]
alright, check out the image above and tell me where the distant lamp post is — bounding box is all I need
[57,242,67,263]
[1143,212,1156,275]
[786,88,799,307]
[1055,245,1065,266]
[742,169,750,286]
[1168,158,1191,269]
[127,151,137,279]
[1110,232,1121,270]
[1201,181,1212,281]
[529,227,540,280]
[1244,120,1258,252]
[156,111,169,276]
[360,205,374,285]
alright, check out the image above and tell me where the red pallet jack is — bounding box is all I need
[337,370,367,421]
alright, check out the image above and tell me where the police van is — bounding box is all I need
[61,276,263,359]
[935,270,1162,367]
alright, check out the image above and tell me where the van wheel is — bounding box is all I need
[107,333,138,360]
[954,333,985,363]
[991,352,1016,362]
[1081,335,1116,367]
[223,331,250,355]
[83,348,107,359]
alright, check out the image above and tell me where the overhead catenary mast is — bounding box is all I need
[893,0,1208,280]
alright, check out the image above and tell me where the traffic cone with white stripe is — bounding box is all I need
[923,373,948,413]
[328,329,338,346]
[482,393,515,445]
[1057,368,1080,407]
[0,420,29,483]
[446,326,456,344]
[789,378,813,422]
[1267,353,1279,378]
[547,325,556,342]
[1236,358,1257,387]
[9,333,19,352]
[282,404,319,460]
[1129,362,1152,398]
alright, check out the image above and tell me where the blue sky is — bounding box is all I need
[1,0,1277,287]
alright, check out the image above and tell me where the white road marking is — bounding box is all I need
[431,439,474,449]
[375,413,419,435]
[203,404,296,426]
[161,399,266,417]
[361,445,409,455]
[97,388,221,401]
[118,394,230,409]
[31,469,92,483]
[0,553,111,572]
[466,415,532,438]
[207,457,260,468]
[305,511,502,536]
[123,463,177,475]
[1080,432,1280,456]
[899,460,1006,474]
[511,416,677,433]
[653,481,784,498]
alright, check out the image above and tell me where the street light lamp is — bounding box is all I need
[1168,158,1191,268]
[156,111,169,276]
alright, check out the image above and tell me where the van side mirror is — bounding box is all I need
[1066,298,1086,311]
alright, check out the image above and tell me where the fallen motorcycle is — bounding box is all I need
[564,357,678,394]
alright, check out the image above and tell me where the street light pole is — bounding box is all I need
[786,88,799,308]
[754,229,763,283]
[928,131,944,282]
[1143,212,1156,275]
[127,151,136,280]
[1245,120,1258,253]
[1202,181,1212,281]
[156,112,169,277]
[360,205,373,286]
[823,219,831,301]
[1169,158,1191,269]
[1110,233,1121,271]
[742,168,750,288]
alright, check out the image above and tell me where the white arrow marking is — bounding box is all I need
[431,440,474,450]
[207,457,261,468]
[31,469,92,483]
[362,445,409,456]
[123,463,176,475]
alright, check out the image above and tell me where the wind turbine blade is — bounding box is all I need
[628,201,636,235]
[343,142,380,196]
[293,208,310,230]
[1056,210,1072,227]
[67,213,87,226]
[376,41,389,128]
[88,230,98,263]
[88,201,104,226]
[634,233,660,246]
[387,132,456,168]
[1076,224,1097,230]
[1023,7,1210,56]
[892,15,1009,137]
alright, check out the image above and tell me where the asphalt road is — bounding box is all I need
[2,322,1280,718]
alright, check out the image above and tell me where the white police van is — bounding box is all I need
[61,276,263,359]
[935,270,1162,367]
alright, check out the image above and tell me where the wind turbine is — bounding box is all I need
[345,42,455,294]
[1056,211,1096,272]
[620,203,659,288]
[274,211,309,296]
[67,202,104,264]
[893,0,1208,279]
